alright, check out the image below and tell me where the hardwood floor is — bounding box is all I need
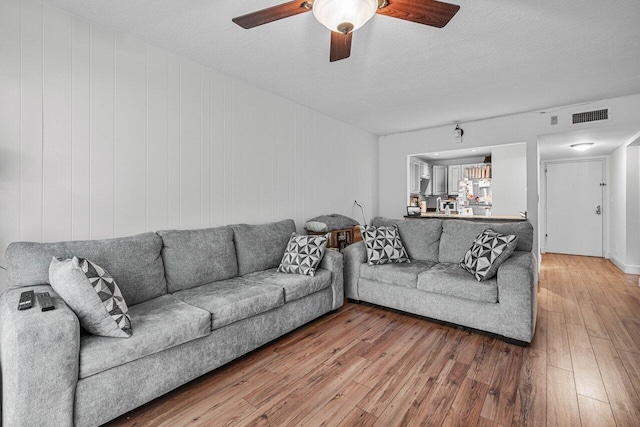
[107,254,640,426]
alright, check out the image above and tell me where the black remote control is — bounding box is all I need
[18,290,34,310]
[37,292,55,312]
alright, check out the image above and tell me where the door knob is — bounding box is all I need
[595,205,601,215]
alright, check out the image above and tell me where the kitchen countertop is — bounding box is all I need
[405,213,526,221]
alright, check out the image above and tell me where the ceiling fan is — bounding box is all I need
[232,0,460,62]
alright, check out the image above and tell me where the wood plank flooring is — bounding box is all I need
[106,254,640,426]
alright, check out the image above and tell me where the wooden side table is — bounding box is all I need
[308,226,363,251]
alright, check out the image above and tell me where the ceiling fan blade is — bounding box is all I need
[233,1,311,29]
[330,31,352,62]
[377,0,460,28]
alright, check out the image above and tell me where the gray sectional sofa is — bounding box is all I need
[343,217,537,344]
[0,219,343,427]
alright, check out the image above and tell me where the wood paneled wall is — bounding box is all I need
[0,0,379,290]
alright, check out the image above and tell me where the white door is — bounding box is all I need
[545,160,604,256]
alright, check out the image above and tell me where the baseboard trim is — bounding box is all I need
[609,254,640,275]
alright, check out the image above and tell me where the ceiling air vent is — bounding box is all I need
[571,108,610,125]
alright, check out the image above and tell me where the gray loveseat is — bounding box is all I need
[343,217,537,344]
[0,219,343,427]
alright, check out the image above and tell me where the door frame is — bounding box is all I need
[541,156,610,257]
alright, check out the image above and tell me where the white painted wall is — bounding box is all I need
[0,0,379,293]
[491,143,527,216]
[379,93,640,264]
[608,136,640,274]
[610,146,627,264]
[626,146,640,269]
[380,117,541,260]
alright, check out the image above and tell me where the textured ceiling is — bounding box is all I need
[41,0,640,135]
[538,125,640,161]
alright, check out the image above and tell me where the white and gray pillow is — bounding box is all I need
[277,232,329,276]
[358,225,410,265]
[49,257,132,337]
[460,229,518,281]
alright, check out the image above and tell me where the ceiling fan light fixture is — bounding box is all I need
[570,142,594,151]
[313,0,378,33]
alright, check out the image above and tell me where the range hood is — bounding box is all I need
[419,177,430,195]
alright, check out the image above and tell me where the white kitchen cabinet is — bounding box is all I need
[431,165,448,195]
[410,159,430,194]
[420,163,431,179]
[447,165,461,195]
[409,159,421,194]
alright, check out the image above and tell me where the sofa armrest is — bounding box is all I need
[496,251,538,342]
[342,242,367,301]
[319,250,344,310]
[1,285,80,427]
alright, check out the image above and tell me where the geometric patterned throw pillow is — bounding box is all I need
[460,229,518,281]
[277,232,328,276]
[49,256,132,337]
[358,225,410,266]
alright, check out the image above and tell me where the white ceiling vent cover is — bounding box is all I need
[570,108,610,125]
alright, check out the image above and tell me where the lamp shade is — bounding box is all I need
[313,0,378,34]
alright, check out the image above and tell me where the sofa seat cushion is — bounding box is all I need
[173,277,284,330]
[244,268,332,302]
[416,263,498,303]
[79,294,210,379]
[360,260,436,288]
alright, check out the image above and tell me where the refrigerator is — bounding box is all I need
[456,178,492,216]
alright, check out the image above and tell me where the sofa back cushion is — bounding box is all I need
[371,216,402,228]
[396,219,443,262]
[6,232,166,306]
[157,227,238,293]
[438,220,533,263]
[230,219,296,276]
[370,217,442,262]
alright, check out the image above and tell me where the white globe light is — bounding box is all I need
[570,143,594,151]
[313,0,379,34]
